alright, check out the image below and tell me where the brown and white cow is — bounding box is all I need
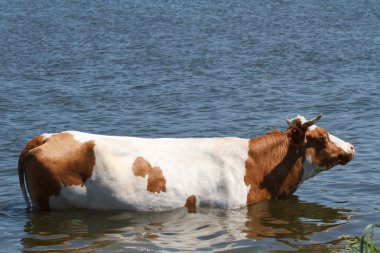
[18,115,354,211]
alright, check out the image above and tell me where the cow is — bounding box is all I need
[18,115,355,211]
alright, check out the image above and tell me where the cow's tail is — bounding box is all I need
[18,135,48,210]
[18,153,31,209]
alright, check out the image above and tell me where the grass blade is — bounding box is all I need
[360,224,380,253]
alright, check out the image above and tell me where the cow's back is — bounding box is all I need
[21,131,250,210]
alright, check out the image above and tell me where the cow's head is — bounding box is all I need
[287,115,355,180]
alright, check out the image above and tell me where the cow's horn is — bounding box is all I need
[310,114,322,123]
[302,114,322,129]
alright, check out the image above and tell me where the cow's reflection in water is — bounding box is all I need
[243,196,348,240]
[22,197,350,252]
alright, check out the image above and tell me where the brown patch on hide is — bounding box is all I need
[22,132,96,210]
[132,157,166,193]
[244,130,304,205]
[19,135,47,164]
[185,195,197,207]
[184,195,197,213]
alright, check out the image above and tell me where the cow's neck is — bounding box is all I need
[244,130,304,204]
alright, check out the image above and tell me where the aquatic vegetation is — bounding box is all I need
[341,224,380,253]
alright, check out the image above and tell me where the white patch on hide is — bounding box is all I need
[48,133,250,211]
[49,183,87,209]
[301,155,327,184]
[329,133,354,154]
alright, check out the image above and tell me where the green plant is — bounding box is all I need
[339,224,380,253]
[360,224,380,253]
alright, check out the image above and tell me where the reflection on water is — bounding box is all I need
[244,196,349,241]
[22,197,351,252]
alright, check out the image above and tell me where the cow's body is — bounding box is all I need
[19,115,355,211]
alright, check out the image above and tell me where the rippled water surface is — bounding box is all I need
[1,0,380,252]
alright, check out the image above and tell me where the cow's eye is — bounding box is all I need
[319,136,324,142]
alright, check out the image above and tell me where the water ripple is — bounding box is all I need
[1,0,379,252]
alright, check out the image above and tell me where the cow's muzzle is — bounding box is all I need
[338,145,355,165]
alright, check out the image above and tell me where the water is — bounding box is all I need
[1,0,379,252]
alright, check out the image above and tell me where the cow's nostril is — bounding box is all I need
[350,145,355,156]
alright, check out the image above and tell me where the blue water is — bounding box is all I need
[1,0,379,252]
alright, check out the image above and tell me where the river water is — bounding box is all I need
[1,0,379,252]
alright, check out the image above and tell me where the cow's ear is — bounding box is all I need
[289,126,306,146]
